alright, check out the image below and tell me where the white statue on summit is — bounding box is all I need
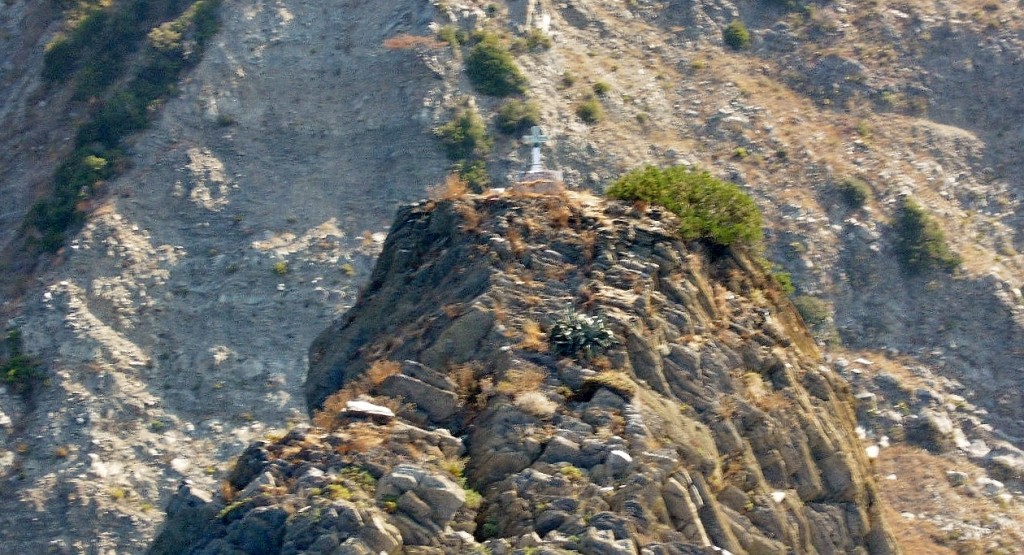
[515,126,564,193]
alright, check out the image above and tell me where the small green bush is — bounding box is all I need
[893,197,961,274]
[437,25,462,46]
[792,295,830,326]
[435,105,492,191]
[435,107,492,161]
[837,177,871,208]
[465,33,528,96]
[606,165,763,247]
[575,97,603,125]
[1,329,41,395]
[772,271,795,295]
[560,71,576,88]
[549,308,615,359]
[455,160,490,191]
[592,81,611,97]
[512,28,552,53]
[495,99,540,134]
[723,20,751,50]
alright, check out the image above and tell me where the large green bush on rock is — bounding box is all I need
[465,33,528,97]
[893,196,961,274]
[606,165,763,247]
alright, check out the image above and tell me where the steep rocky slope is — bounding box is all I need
[0,0,450,552]
[1,0,1023,552]
[153,192,900,554]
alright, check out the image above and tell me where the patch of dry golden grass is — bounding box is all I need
[449,361,481,400]
[382,33,445,50]
[496,366,547,396]
[428,174,469,200]
[456,203,481,232]
[514,391,558,418]
[545,197,572,228]
[507,227,526,256]
[516,319,548,351]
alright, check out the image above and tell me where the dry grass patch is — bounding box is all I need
[513,391,558,418]
[545,197,572,228]
[383,33,445,50]
[429,174,469,200]
[516,319,548,351]
[455,203,482,232]
[496,366,547,396]
[449,362,481,399]
[507,227,526,256]
[573,371,636,401]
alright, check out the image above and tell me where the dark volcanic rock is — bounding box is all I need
[151,193,901,554]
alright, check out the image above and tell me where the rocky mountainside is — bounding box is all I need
[1,0,1023,553]
[152,192,900,554]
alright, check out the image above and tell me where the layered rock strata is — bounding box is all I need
[152,192,900,554]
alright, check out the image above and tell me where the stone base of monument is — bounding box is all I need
[512,170,564,194]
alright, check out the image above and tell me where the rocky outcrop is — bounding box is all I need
[153,192,901,554]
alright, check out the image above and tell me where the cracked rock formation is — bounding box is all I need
[151,192,900,554]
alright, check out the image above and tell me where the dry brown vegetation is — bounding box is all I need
[516,319,548,351]
[382,33,445,50]
[506,227,526,256]
[312,360,402,429]
[875,444,1024,554]
[496,365,547,396]
[545,197,572,228]
[428,174,469,200]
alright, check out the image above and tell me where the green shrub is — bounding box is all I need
[465,33,528,96]
[792,295,830,326]
[592,81,611,97]
[575,97,603,125]
[437,25,462,46]
[606,165,763,247]
[495,99,540,134]
[463,488,483,510]
[893,197,961,274]
[512,28,552,53]
[435,107,492,161]
[435,106,492,191]
[837,177,871,208]
[723,20,751,50]
[560,71,576,88]
[772,271,795,295]
[25,0,222,253]
[549,308,615,359]
[1,329,41,395]
[454,160,490,192]
[524,28,552,51]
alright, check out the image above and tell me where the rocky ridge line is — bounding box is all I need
[152,192,900,554]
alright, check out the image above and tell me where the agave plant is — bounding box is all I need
[549,308,615,359]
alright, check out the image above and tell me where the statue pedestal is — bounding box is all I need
[512,170,564,194]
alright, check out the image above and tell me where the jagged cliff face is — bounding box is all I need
[3,0,1024,552]
[153,193,899,554]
